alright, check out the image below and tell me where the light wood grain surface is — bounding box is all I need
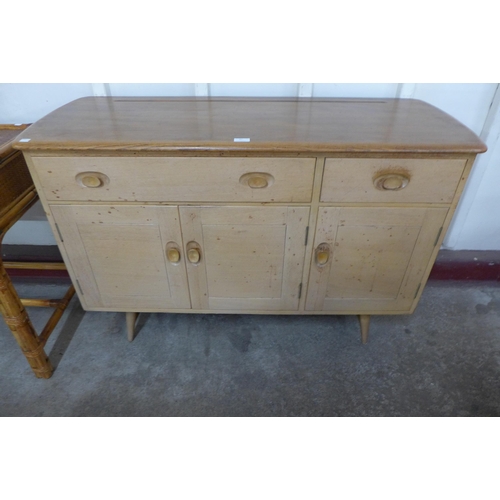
[12,98,487,154]
[50,205,191,310]
[306,207,447,312]
[321,158,467,203]
[31,156,315,203]
[15,99,487,343]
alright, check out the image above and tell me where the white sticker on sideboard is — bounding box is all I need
[19,138,31,142]
[234,138,251,142]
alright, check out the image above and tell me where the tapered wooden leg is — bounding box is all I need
[126,312,138,342]
[0,262,53,378]
[359,315,370,344]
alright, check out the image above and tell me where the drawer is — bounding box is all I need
[31,156,316,203]
[321,158,467,203]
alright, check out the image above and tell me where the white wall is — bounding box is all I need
[0,84,95,124]
[2,83,499,250]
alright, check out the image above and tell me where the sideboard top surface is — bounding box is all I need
[13,97,486,154]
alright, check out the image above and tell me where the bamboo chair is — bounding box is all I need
[0,125,75,379]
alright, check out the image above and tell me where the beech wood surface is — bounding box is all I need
[31,156,315,203]
[50,204,191,310]
[126,312,138,342]
[13,98,487,154]
[359,315,370,344]
[321,158,467,203]
[179,206,309,311]
[306,206,448,312]
[15,101,487,344]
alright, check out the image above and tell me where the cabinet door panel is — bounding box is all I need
[180,206,309,311]
[51,205,190,310]
[202,224,286,299]
[306,207,448,312]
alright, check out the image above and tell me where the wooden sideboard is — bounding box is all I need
[13,97,486,343]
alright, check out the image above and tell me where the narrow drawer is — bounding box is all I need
[321,158,467,204]
[31,156,316,203]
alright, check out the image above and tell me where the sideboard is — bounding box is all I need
[13,97,486,343]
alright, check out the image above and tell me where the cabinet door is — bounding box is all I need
[306,207,448,313]
[51,205,190,310]
[180,206,309,311]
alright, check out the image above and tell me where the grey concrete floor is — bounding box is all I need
[1,279,499,416]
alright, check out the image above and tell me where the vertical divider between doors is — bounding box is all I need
[298,157,325,311]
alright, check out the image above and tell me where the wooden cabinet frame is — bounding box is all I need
[14,97,487,344]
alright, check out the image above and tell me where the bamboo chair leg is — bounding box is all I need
[126,312,138,342]
[359,315,370,344]
[38,285,76,346]
[0,262,53,378]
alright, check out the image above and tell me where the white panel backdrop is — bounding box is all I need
[1,83,499,250]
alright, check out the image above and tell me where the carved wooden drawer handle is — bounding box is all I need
[188,248,200,264]
[186,241,202,264]
[374,173,409,191]
[315,243,330,267]
[166,242,181,264]
[239,172,275,189]
[76,172,109,188]
[167,248,180,263]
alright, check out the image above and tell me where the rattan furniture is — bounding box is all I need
[0,125,75,379]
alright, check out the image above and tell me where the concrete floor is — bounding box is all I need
[1,279,499,416]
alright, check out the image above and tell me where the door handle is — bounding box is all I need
[186,241,202,264]
[166,242,181,263]
[315,243,330,267]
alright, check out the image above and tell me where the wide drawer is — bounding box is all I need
[321,158,467,203]
[31,156,316,203]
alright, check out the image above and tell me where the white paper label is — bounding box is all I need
[234,138,250,142]
[19,138,31,142]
